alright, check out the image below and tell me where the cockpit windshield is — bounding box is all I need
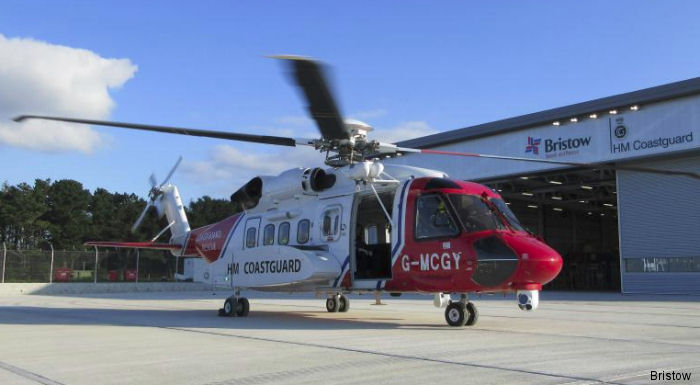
[490,198,526,232]
[447,194,504,233]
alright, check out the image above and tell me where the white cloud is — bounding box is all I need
[0,34,137,153]
[181,144,325,190]
[373,121,439,144]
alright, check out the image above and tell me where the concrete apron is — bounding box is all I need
[0,282,210,296]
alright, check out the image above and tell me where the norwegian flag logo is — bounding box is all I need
[525,136,541,154]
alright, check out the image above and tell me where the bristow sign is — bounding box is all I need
[525,135,592,158]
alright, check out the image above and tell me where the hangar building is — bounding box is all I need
[394,77,700,294]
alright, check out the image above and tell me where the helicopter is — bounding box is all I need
[14,56,700,327]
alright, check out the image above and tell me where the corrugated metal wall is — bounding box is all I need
[617,153,700,294]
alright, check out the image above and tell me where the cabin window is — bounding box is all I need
[245,227,257,248]
[297,219,311,244]
[321,206,341,241]
[278,222,290,245]
[263,224,275,245]
[415,194,460,240]
[365,225,379,245]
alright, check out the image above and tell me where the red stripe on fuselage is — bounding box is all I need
[183,214,242,263]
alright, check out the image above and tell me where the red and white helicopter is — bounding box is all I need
[15,56,700,326]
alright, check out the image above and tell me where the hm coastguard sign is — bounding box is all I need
[610,116,694,154]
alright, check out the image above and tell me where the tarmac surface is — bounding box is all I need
[1,290,699,385]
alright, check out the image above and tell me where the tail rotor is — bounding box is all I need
[131,156,183,233]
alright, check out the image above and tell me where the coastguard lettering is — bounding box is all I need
[633,132,693,151]
[612,142,630,153]
[612,132,693,154]
[198,230,222,241]
[242,259,301,274]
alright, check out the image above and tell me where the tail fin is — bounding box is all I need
[158,184,191,245]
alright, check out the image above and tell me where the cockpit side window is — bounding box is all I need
[415,194,460,240]
[490,198,525,232]
[448,194,505,233]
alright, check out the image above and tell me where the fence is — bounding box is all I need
[1,243,180,283]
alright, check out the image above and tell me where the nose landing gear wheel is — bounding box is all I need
[338,295,349,312]
[326,296,340,312]
[445,302,467,327]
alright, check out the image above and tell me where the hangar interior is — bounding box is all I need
[482,169,620,291]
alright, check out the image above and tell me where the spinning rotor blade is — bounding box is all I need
[13,115,298,147]
[149,173,158,189]
[159,156,182,188]
[131,202,153,233]
[274,56,350,140]
[396,147,700,180]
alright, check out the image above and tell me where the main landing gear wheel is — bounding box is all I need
[326,296,340,312]
[338,295,349,312]
[219,296,250,317]
[236,297,250,317]
[221,298,236,317]
[445,302,467,327]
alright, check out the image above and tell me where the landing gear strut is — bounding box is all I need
[219,294,250,317]
[444,294,478,327]
[326,294,349,312]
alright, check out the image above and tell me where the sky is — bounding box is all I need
[1,1,700,203]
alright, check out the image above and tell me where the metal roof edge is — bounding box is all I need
[397,76,700,149]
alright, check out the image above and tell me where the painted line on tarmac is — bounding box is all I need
[165,326,626,385]
[0,361,65,385]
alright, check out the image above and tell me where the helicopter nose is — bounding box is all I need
[506,235,563,285]
[520,247,563,285]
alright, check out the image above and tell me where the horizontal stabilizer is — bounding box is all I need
[84,241,182,250]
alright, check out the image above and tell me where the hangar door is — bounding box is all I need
[617,154,700,294]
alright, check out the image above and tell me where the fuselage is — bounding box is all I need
[175,173,563,294]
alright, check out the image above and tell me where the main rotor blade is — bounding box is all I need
[274,56,350,140]
[160,156,182,188]
[13,115,298,147]
[397,147,700,180]
[131,202,153,233]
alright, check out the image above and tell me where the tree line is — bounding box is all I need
[0,179,239,250]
